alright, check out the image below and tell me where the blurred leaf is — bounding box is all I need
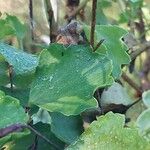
[126,101,146,126]
[119,11,130,23]
[0,19,14,39]
[101,82,132,106]
[0,90,29,147]
[32,108,51,125]
[84,25,130,78]
[99,0,112,8]
[136,108,150,141]
[50,112,84,144]
[0,42,39,75]
[6,14,26,39]
[96,1,108,25]
[66,112,150,150]
[142,90,150,108]
[29,44,113,115]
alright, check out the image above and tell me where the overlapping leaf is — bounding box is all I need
[2,123,65,150]
[136,90,150,141]
[101,82,132,106]
[5,14,26,40]
[0,42,38,75]
[66,112,150,150]
[29,44,113,115]
[142,90,150,108]
[0,90,29,147]
[0,14,26,40]
[84,25,130,78]
[0,19,14,39]
[136,108,150,141]
[51,113,84,144]
[0,86,30,106]
[32,108,51,125]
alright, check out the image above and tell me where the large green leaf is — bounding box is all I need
[84,25,130,78]
[0,42,38,75]
[66,112,150,150]
[29,44,113,115]
[0,90,29,147]
[51,112,84,144]
[136,108,150,141]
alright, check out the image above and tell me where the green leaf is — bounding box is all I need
[136,108,150,141]
[13,72,35,89]
[0,86,30,106]
[96,1,108,25]
[0,19,14,39]
[6,14,26,39]
[3,123,65,150]
[31,108,51,125]
[66,112,150,150]
[0,60,9,86]
[101,82,132,106]
[51,113,84,144]
[119,11,131,23]
[84,25,130,78]
[0,42,39,75]
[99,0,112,8]
[29,44,113,115]
[0,90,29,147]
[142,90,150,108]
[0,90,28,128]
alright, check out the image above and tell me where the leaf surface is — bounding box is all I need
[51,113,83,144]
[29,44,113,115]
[0,90,29,147]
[0,42,38,75]
[84,25,130,78]
[66,112,150,150]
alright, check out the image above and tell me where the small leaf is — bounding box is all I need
[136,108,150,141]
[51,113,84,144]
[29,44,113,115]
[66,112,150,150]
[142,90,150,108]
[31,108,51,125]
[84,25,130,78]
[101,82,132,106]
[0,42,39,75]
